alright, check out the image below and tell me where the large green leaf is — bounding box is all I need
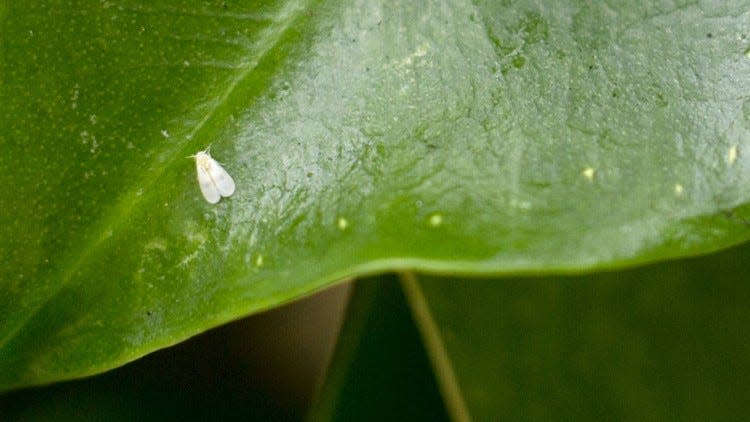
[2,0,750,390]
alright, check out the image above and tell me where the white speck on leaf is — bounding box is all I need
[728,145,738,165]
[582,167,596,181]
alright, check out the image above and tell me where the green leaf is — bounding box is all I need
[309,276,448,422]
[408,242,750,420]
[0,327,300,422]
[2,0,750,390]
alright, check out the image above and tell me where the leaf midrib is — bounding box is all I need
[0,0,313,353]
[401,272,472,422]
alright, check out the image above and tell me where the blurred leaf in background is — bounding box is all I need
[317,243,750,420]
[5,243,750,420]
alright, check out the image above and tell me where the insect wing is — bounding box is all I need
[210,160,236,197]
[197,164,221,204]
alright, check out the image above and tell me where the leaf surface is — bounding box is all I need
[2,0,750,389]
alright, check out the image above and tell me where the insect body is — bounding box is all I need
[192,149,235,204]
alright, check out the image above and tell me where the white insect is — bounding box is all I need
[191,148,235,204]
